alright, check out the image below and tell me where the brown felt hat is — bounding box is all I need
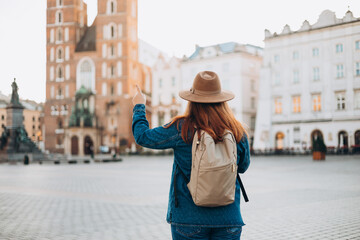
[179,71,235,103]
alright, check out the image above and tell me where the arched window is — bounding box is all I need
[57,0,63,7]
[110,84,114,95]
[110,65,115,77]
[338,131,348,148]
[107,0,116,14]
[275,132,285,150]
[111,25,115,38]
[80,60,92,90]
[57,28,62,42]
[110,44,115,56]
[57,65,64,80]
[77,58,95,92]
[56,10,63,24]
[111,1,115,13]
[58,87,62,97]
[354,130,360,146]
[57,47,63,60]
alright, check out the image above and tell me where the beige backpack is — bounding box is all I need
[187,129,238,207]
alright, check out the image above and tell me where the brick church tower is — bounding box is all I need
[44,0,143,155]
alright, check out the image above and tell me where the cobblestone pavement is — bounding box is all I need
[0,155,359,240]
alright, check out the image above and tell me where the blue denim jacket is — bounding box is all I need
[132,104,250,227]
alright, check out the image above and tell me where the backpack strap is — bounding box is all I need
[237,173,249,202]
[174,165,179,207]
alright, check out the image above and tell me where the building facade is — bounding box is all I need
[254,10,360,152]
[0,94,44,150]
[181,42,263,145]
[44,0,149,155]
[151,55,182,128]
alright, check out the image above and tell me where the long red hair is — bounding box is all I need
[165,102,247,144]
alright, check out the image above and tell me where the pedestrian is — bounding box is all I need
[132,71,250,240]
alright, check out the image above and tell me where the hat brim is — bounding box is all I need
[179,90,235,103]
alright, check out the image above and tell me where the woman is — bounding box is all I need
[132,71,250,240]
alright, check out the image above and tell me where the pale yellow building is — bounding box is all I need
[0,98,43,146]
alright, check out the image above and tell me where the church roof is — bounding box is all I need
[75,25,96,52]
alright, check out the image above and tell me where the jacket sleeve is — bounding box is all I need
[237,135,250,173]
[132,104,179,149]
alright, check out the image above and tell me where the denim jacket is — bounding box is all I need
[132,104,250,227]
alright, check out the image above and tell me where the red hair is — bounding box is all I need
[165,102,247,144]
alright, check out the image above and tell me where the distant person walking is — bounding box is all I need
[132,71,250,240]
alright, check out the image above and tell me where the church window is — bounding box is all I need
[56,11,63,24]
[50,67,54,81]
[111,1,115,13]
[102,44,107,57]
[117,82,122,95]
[64,28,69,41]
[102,83,107,96]
[110,65,115,77]
[50,87,55,98]
[117,61,122,77]
[110,84,114,96]
[65,85,69,97]
[117,42,122,56]
[50,29,54,43]
[57,28,62,42]
[57,0,63,7]
[57,118,63,129]
[57,65,64,81]
[65,46,69,60]
[102,62,107,78]
[110,44,115,57]
[57,47,63,61]
[65,64,70,80]
[50,48,54,61]
[111,25,115,38]
[118,24,123,38]
[80,60,93,90]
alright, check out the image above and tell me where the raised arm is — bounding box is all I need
[132,85,179,149]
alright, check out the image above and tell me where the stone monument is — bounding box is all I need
[0,79,44,162]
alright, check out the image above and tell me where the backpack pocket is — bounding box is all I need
[189,162,237,207]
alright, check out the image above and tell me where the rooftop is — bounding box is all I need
[185,42,263,61]
[265,10,360,39]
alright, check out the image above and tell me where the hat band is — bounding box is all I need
[190,88,221,96]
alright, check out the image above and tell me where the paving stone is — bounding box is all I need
[0,155,359,239]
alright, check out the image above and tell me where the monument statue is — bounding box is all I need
[10,78,21,106]
[0,79,44,162]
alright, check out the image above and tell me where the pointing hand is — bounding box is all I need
[132,84,146,105]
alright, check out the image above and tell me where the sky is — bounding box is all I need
[0,0,358,103]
